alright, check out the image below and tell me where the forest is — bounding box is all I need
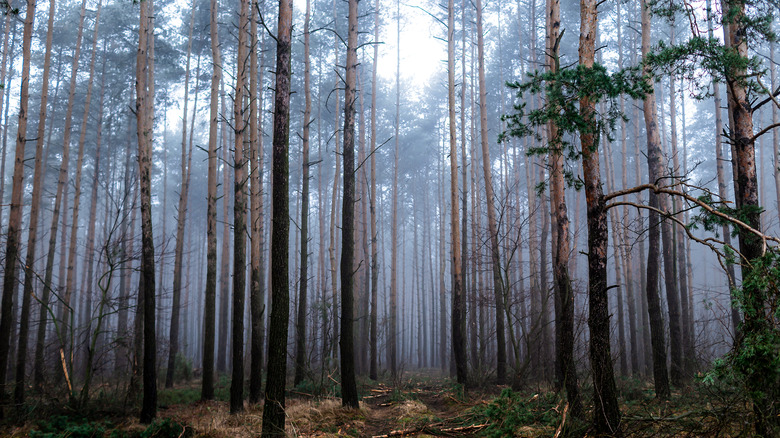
[0,0,778,435]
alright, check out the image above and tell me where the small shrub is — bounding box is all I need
[140,418,191,438]
[470,389,563,438]
[30,415,111,438]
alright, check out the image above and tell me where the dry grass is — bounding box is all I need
[162,400,264,437]
[286,398,368,437]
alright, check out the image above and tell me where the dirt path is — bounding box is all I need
[359,377,485,437]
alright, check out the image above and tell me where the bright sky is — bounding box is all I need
[374,0,446,93]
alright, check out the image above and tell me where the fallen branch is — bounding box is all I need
[553,403,569,438]
[371,422,488,437]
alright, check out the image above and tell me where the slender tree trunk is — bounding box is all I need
[448,0,467,385]
[640,0,671,400]
[202,0,222,400]
[546,0,582,415]
[78,38,107,387]
[388,0,400,379]
[249,0,265,403]
[579,0,620,432]
[34,0,87,389]
[339,0,359,406]
[294,0,313,387]
[217,78,232,372]
[61,2,102,396]
[261,0,292,430]
[368,0,380,381]
[136,0,157,422]
[165,0,196,389]
[229,0,249,413]
[14,0,54,407]
[0,0,34,416]
[474,0,506,384]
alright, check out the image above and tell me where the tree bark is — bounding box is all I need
[294,0,313,387]
[388,0,400,379]
[640,0,671,400]
[339,0,359,407]
[166,0,197,389]
[448,0,467,386]
[249,0,265,404]
[546,0,582,415]
[261,0,292,430]
[136,0,157,422]
[474,0,506,384]
[579,0,620,432]
[14,0,54,407]
[230,0,249,413]
[202,0,222,400]
[368,0,380,381]
[0,0,34,417]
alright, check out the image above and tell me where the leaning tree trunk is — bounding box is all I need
[579,0,620,432]
[261,0,292,430]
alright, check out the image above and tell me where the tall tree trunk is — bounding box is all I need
[722,0,776,432]
[202,0,222,400]
[62,2,102,396]
[448,0,467,385]
[579,0,620,432]
[388,0,400,378]
[136,0,157,423]
[0,0,34,417]
[657,81,685,387]
[249,0,265,404]
[339,0,359,406]
[14,0,54,407]
[165,0,196,389]
[294,0,313,387]
[230,0,249,413]
[34,0,87,389]
[368,0,380,381]
[546,0,582,415]
[666,40,692,378]
[640,0,671,400]
[79,38,107,386]
[616,0,639,377]
[218,80,231,373]
[261,0,292,430]
[474,0,506,383]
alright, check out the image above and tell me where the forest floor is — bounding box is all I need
[1,369,758,437]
